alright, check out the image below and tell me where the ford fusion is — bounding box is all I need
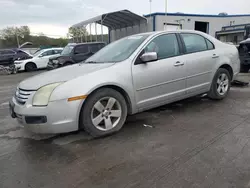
[10,30,240,137]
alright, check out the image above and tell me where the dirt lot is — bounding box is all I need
[1,71,250,188]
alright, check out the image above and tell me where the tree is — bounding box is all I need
[67,27,88,42]
[0,26,31,48]
[0,25,68,49]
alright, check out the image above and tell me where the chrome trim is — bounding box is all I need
[15,88,35,105]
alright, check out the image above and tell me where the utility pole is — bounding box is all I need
[149,0,152,16]
[16,33,20,48]
[149,0,152,31]
[165,0,167,30]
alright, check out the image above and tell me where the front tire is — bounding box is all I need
[25,62,37,72]
[208,68,231,100]
[80,88,128,137]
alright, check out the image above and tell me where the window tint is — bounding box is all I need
[90,44,104,53]
[206,39,214,50]
[53,49,62,54]
[145,34,180,59]
[74,45,89,54]
[181,33,207,53]
[41,50,53,56]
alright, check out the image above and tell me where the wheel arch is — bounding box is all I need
[84,84,133,115]
[219,64,233,81]
[25,61,37,67]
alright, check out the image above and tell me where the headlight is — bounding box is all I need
[32,82,63,106]
[53,60,59,63]
[14,61,23,64]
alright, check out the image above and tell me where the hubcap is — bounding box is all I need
[91,97,122,131]
[217,73,229,96]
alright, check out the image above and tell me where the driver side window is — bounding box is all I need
[41,50,53,57]
[145,34,180,60]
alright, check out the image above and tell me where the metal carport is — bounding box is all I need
[71,10,148,43]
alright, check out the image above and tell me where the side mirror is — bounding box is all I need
[38,55,43,58]
[140,52,158,63]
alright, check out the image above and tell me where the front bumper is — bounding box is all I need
[10,97,83,134]
[14,63,25,71]
[47,61,59,70]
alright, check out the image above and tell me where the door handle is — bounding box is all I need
[212,54,219,58]
[174,61,184,67]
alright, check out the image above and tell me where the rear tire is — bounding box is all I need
[208,68,231,100]
[25,62,37,72]
[80,88,128,138]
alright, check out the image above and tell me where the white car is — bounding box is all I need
[15,48,63,71]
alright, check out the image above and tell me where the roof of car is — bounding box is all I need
[67,42,106,47]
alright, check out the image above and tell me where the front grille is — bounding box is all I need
[15,88,35,105]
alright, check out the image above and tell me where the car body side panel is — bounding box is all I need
[50,60,138,114]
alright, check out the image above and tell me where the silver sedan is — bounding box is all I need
[10,30,240,137]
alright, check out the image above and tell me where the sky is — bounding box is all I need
[1,0,250,38]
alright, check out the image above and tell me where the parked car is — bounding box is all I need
[15,48,63,71]
[0,49,32,65]
[238,39,250,73]
[0,49,31,74]
[47,42,105,70]
[10,30,240,137]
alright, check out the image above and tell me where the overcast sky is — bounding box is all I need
[1,0,250,37]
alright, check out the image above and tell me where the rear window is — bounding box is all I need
[90,44,105,53]
[74,45,89,54]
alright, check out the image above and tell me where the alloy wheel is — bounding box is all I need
[91,97,122,131]
[217,73,229,96]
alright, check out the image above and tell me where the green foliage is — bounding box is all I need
[0,26,68,48]
[67,27,88,39]
[0,26,109,49]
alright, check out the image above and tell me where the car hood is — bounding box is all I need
[19,63,114,90]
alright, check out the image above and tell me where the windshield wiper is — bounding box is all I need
[85,61,98,64]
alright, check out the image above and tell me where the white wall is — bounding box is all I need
[154,15,250,37]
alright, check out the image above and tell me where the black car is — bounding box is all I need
[47,42,105,70]
[0,49,32,65]
[0,49,32,73]
[238,39,250,73]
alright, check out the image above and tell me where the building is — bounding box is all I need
[72,10,250,43]
[144,13,250,38]
[216,24,250,44]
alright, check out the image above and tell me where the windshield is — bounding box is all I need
[33,49,46,57]
[85,34,150,63]
[33,50,43,57]
[61,45,74,55]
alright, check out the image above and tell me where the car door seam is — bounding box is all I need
[186,71,212,79]
[136,77,186,91]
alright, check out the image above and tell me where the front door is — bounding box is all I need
[132,33,187,110]
[36,49,54,68]
[179,33,216,95]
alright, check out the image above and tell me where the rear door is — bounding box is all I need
[72,45,90,63]
[179,33,216,95]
